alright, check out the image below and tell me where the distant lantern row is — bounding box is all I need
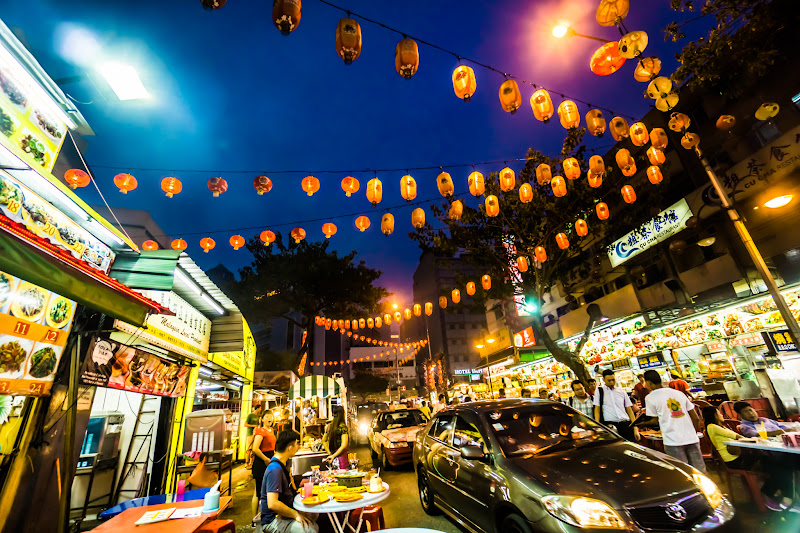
[306,347,421,368]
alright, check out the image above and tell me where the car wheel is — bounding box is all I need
[381,447,391,471]
[501,513,532,533]
[417,467,438,515]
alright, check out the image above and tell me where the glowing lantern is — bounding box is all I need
[647,146,665,166]
[345,319,351,329]
[557,100,580,129]
[228,235,244,250]
[273,0,301,35]
[629,122,649,147]
[366,178,382,206]
[205,177,226,197]
[114,173,137,194]
[437,172,454,197]
[586,110,606,137]
[466,282,476,296]
[609,117,629,141]
[590,42,626,76]
[587,173,603,189]
[171,238,187,251]
[588,155,605,180]
[200,237,216,253]
[202,0,227,9]
[367,318,374,329]
[341,176,359,197]
[656,93,679,112]
[254,176,273,195]
[556,233,569,250]
[359,318,366,329]
[400,175,417,201]
[159,176,182,198]
[395,38,419,79]
[755,102,780,121]
[646,77,672,100]
[616,149,636,176]
[535,246,547,262]
[576,219,588,237]
[596,202,610,220]
[516,256,529,272]
[322,222,338,238]
[499,167,516,191]
[302,176,320,196]
[412,208,426,228]
[668,112,691,132]
[681,133,700,149]
[325,319,332,330]
[335,18,361,64]
[468,171,485,196]
[452,65,477,101]
[439,296,447,309]
[452,289,461,303]
[716,115,736,131]
[383,313,391,325]
[448,200,463,220]
[650,127,669,149]
[621,185,637,203]
[338,319,345,330]
[413,303,422,316]
[485,195,499,217]
[481,274,491,290]
[290,227,306,243]
[64,169,90,189]
[596,0,629,26]
[519,183,534,203]
[381,213,394,235]
[619,31,648,59]
[260,230,276,246]
[563,158,581,180]
[634,56,661,82]
[499,79,522,113]
[647,166,663,185]
[425,302,433,316]
[404,308,412,320]
[142,240,158,251]
[530,89,554,122]
[536,164,552,186]
[394,311,402,323]
[355,215,370,232]
[551,176,567,197]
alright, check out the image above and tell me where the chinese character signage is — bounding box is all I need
[765,330,797,352]
[0,270,76,395]
[514,326,536,348]
[638,353,665,369]
[80,336,191,397]
[608,199,693,267]
[720,125,800,197]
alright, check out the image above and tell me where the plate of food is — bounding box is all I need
[27,345,62,379]
[326,485,346,493]
[333,492,363,503]
[11,282,49,323]
[301,494,331,506]
[346,486,367,493]
[0,336,33,376]
[46,296,72,329]
[367,485,387,494]
[0,271,17,312]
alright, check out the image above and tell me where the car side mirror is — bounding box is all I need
[460,445,485,460]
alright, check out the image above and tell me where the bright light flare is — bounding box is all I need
[553,25,569,38]
[98,62,149,100]
[764,194,793,209]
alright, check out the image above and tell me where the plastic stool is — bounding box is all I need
[348,505,385,531]
[196,519,236,533]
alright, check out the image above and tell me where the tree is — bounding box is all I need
[227,235,390,367]
[348,371,389,403]
[411,129,667,384]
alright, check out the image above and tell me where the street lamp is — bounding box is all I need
[764,194,794,209]
[97,62,149,100]
[552,24,612,44]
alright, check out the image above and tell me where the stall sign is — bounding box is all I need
[765,330,797,352]
[608,199,692,267]
[208,351,247,377]
[706,341,726,352]
[80,336,191,397]
[514,327,535,348]
[638,353,665,369]
[730,333,763,347]
[0,171,114,272]
[454,368,480,375]
[472,383,488,392]
[0,271,76,395]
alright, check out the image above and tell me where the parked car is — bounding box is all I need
[368,408,429,469]
[350,402,389,444]
[413,399,734,533]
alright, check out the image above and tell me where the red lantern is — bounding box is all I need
[590,42,626,76]
[452,289,461,303]
[400,175,417,201]
[621,185,636,204]
[366,178,382,206]
[114,173,137,194]
[468,171,485,196]
[466,282,476,296]
[355,216,370,232]
[448,200,463,221]
[536,164,552,186]
[254,176,273,195]
[65,169,90,189]
[629,122,649,147]
[485,195,499,217]
[341,176,360,197]
[290,227,306,243]
[367,318,374,329]
[394,311,402,323]
[395,38,419,79]
[596,202,610,220]
[230,235,245,250]
[200,237,216,253]
[207,177,228,197]
[499,167,516,192]
[576,219,589,237]
[142,240,158,251]
[647,146,665,166]
[260,230,276,246]
[171,238,187,251]
[273,0,301,35]
[534,246,547,262]
[359,318,366,329]
[556,233,569,250]
[439,296,448,309]
[161,177,182,198]
[551,176,567,197]
[650,127,669,150]
[345,319,351,329]
[563,158,581,180]
[519,183,534,203]
[413,304,422,316]
[302,176,320,196]
[516,256,529,272]
[412,208,426,228]
[647,166,663,185]
[557,100,580,129]
[335,18,362,64]
[482,274,491,290]
[615,149,636,177]
[322,222,337,239]
[499,79,522,113]
[452,65,477,101]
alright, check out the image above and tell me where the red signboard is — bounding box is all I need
[514,327,536,348]
[730,333,763,347]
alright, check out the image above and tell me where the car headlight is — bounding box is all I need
[542,495,626,529]
[693,473,723,509]
[386,441,409,448]
[359,423,369,435]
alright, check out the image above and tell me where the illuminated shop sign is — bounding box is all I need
[608,199,692,268]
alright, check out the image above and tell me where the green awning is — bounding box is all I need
[288,375,341,400]
[109,250,180,290]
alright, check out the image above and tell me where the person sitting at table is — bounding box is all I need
[702,405,797,512]
[734,401,794,438]
[323,408,350,469]
[262,430,318,533]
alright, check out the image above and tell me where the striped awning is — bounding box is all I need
[288,375,341,400]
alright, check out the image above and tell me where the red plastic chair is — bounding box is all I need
[788,414,800,423]
[712,447,767,513]
[348,505,386,531]
[196,519,236,533]
[721,419,740,432]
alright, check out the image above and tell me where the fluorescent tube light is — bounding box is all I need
[201,292,224,315]
[97,62,149,101]
[198,367,213,376]
[174,269,202,296]
[230,380,243,388]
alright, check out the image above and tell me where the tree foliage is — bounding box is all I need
[348,371,389,403]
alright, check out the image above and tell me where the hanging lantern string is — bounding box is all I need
[316,0,638,121]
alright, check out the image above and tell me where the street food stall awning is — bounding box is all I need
[288,375,341,400]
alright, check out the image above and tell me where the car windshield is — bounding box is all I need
[485,403,618,456]
[383,410,426,429]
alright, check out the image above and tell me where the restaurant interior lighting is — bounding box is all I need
[97,62,149,101]
[201,292,225,315]
[198,366,213,376]
[486,338,496,344]
[764,194,794,209]
[475,343,485,349]
[230,379,243,388]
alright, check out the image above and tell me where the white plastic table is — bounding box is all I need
[293,483,390,533]
[724,439,800,454]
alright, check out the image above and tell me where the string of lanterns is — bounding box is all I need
[307,346,422,368]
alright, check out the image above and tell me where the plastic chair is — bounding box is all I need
[721,419,740,432]
[789,414,800,423]
[196,519,236,533]
[348,505,386,531]
[712,447,767,513]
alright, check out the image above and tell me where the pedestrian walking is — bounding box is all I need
[594,370,639,441]
[568,380,594,418]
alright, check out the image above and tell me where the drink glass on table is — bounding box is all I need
[302,481,313,499]
[757,421,768,440]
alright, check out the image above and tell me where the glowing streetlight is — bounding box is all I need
[765,194,794,209]
[551,24,611,44]
[97,62,149,100]
[486,338,496,344]
[553,25,569,38]
[392,302,399,309]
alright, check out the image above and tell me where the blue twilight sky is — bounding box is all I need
[3,0,706,300]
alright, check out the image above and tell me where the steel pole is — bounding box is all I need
[696,146,800,347]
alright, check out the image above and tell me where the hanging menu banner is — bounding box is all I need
[80,336,191,397]
[0,270,76,395]
[608,199,693,267]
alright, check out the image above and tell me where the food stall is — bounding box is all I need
[288,375,345,476]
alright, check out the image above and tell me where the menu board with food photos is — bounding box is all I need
[0,270,77,395]
[80,336,191,397]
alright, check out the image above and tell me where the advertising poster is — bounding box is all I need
[0,270,76,395]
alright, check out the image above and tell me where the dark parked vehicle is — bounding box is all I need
[413,400,734,533]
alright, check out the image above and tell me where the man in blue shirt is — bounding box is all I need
[734,401,792,438]
[261,430,318,533]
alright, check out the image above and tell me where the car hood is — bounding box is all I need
[505,441,698,506]
[380,425,424,442]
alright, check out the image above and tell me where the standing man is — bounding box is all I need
[594,370,639,441]
[568,380,595,419]
[644,370,705,473]
[668,373,693,399]
[632,374,650,405]
[419,400,431,419]
[261,430,318,533]
[432,393,447,415]
[586,378,597,398]
[245,404,263,469]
